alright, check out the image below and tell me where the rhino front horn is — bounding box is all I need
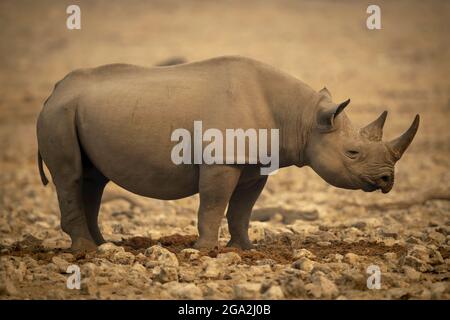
[387,114,420,161]
[360,111,388,141]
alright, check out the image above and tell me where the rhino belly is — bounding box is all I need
[76,99,200,200]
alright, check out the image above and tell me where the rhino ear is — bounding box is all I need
[317,99,351,131]
[319,87,332,100]
[360,111,388,141]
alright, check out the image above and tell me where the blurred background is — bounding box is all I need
[0,0,449,299]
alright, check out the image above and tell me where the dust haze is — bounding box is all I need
[0,0,449,299]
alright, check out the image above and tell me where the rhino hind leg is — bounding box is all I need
[226,176,267,250]
[37,105,97,253]
[193,165,242,250]
[82,161,109,245]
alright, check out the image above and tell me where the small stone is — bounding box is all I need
[248,223,266,243]
[379,228,399,239]
[135,253,147,264]
[131,262,147,273]
[402,266,421,281]
[145,245,179,267]
[81,262,97,277]
[169,283,203,299]
[292,258,315,273]
[436,226,450,236]
[292,248,316,260]
[427,231,446,244]
[305,275,339,299]
[406,236,420,244]
[404,255,431,272]
[112,251,135,265]
[289,222,319,235]
[179,268,196,282]
[217,252,242,265]
[351,221,367,230]
[152,266,178,283]
[430,282,448,299]
[344,253,360,265]
[262,285,284,299]
[384,252,398,264]
[233,283,262,299]
[59,253,75,262]
[51,256,70,273]
[97,242,124,255]
[0,279,18,296]
[281,278,305,297]
[200,257,223,279]
[180,248,200,261]
[255,258,277,266]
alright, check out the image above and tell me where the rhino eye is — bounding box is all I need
[345,150,360,159]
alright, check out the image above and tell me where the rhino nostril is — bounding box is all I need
[380,175,390,184]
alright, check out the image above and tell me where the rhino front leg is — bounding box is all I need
[194,165,242,250]
[226,176,268,250]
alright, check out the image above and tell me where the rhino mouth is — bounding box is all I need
[362,182,379,192]
[360,176,393,193]
[360,176,380,193]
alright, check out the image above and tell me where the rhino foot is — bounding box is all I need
[193,239,218,251]
[70,237,98,253]
[226,239,254,250]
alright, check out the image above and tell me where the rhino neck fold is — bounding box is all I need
[261,69,320,168]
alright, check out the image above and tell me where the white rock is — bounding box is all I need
[51,256,70,273]
[292,258,315,273]
[135,253,148,264]
[293,248,316,260]
[81,262,97,277]
[430,282,448,299]
[305,275,339,299]
[97,242,124,255]
[289,222,319,235]
[200,257,223,279]
[262,285,285,299]
[180,248,200,261]
[169,283,203,299]
[0,279,18,296]
[112,251,135,265]
[152,266,178,283]
[217,252,242,265]
[402,266,421,281]
[131,262,147,273]
[248,222,266,243]
[384,252,398,264]
[344,253,360,265]
[233,283,262,299]
[179,268,196,282]
[145,245,179,267]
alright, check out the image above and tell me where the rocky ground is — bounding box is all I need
[0,0,449,299]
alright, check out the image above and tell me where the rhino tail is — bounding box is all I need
[38,150,49,186]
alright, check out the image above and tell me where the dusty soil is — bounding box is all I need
[0,0,449,299]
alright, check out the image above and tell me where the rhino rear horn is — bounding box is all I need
[317,99,351,131]
[387,114,420,160]
[360,111,388,141]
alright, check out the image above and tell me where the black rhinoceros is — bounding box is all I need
[36,56,419,252]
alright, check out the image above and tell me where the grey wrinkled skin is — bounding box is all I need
[36,56,419,252]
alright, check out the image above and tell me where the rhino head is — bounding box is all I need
[304,87,420,193]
